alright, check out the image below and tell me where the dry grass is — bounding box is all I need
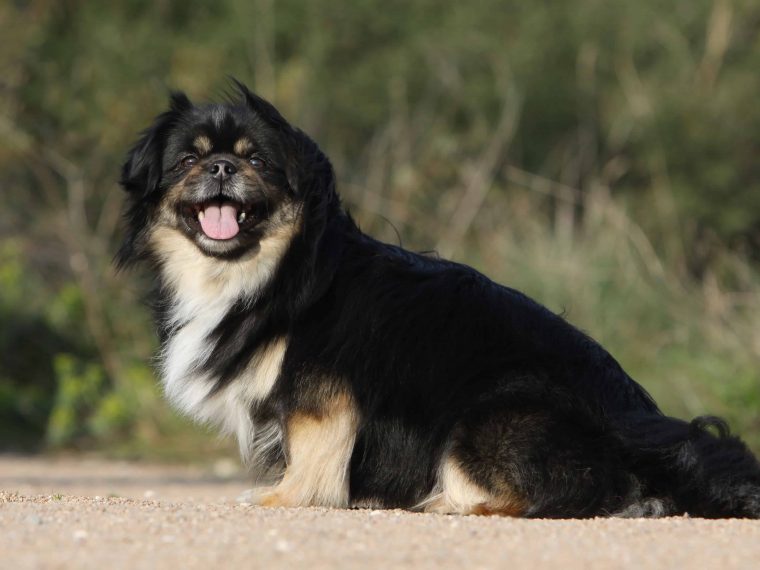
[346,157,760,451]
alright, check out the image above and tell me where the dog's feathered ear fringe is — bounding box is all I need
[121,91,192,197]
[116,91,193,269]
[224,80,346,316]
[224,78,327,201]
[228,77,292,130]
[277,125,346,318]
[225,78,338,213]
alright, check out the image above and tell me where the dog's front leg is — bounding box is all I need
[256,393,358,508]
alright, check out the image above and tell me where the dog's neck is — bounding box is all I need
[150,226,292,325]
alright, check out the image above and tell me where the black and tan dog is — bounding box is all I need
[118,81,760,518]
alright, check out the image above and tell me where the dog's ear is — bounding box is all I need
[284,130,335,200]
[120,91,192,197]
[231,78,290,130]
[116,92,192,268]
[227,79,329,197]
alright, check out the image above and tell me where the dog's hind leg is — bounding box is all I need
[254,392,359,508]
[424,390,639,518]
[417,453,526,516]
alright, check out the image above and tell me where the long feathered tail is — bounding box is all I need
[616,413,760,518]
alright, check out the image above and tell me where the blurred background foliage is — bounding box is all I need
[1,0,759,457]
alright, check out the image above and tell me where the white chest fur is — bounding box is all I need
[151,226,292,465]
[161,311,287,465]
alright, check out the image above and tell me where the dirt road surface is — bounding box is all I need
[2,455,759,569]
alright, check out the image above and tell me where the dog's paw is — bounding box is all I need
[258,491,295,508]
[237,486,298,508]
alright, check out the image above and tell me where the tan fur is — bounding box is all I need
[256,392,359,508]
[149,183,346,497]
[149,218,297,308]
[217,336,289,464]
[150,207,301,464]
[234,137,253,156]
[419,456,525,516]
[242,337,288,403]
[193,135,212,155]
[158,179,194,226]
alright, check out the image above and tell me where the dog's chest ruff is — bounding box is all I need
[161,299,286,464]
[154,232,288,464]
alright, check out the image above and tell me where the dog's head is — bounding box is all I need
[118,81,337,268]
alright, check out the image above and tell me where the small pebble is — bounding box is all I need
[274,539,291,552]
[72,529,88,542]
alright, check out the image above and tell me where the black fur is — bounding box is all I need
[119,81,760,518]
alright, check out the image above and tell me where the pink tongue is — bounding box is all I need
[199,203,239,240]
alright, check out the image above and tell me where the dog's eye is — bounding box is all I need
[249,156,264,169]
[180,155,198,169]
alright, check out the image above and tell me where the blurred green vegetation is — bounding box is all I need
[1,0,759,457]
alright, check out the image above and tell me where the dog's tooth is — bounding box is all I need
[237,211,246,223]
[198,210,205,221]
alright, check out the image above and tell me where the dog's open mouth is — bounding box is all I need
[181,200,259,240]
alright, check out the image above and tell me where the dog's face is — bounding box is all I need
[119,82,330,267]
[154,99,294,259]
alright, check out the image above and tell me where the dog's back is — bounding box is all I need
[119,83,760,518]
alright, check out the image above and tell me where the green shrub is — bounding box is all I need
[1,0,758,457]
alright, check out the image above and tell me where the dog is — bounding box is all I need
[118,80,760,518]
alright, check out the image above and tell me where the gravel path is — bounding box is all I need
[2,455,759,569]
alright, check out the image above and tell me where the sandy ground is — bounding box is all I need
[2,455,760,569]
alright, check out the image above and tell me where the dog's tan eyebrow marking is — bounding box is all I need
[234,137,253,156]
[193,135,212,155]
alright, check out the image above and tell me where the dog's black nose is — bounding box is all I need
[209,159,237,180]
